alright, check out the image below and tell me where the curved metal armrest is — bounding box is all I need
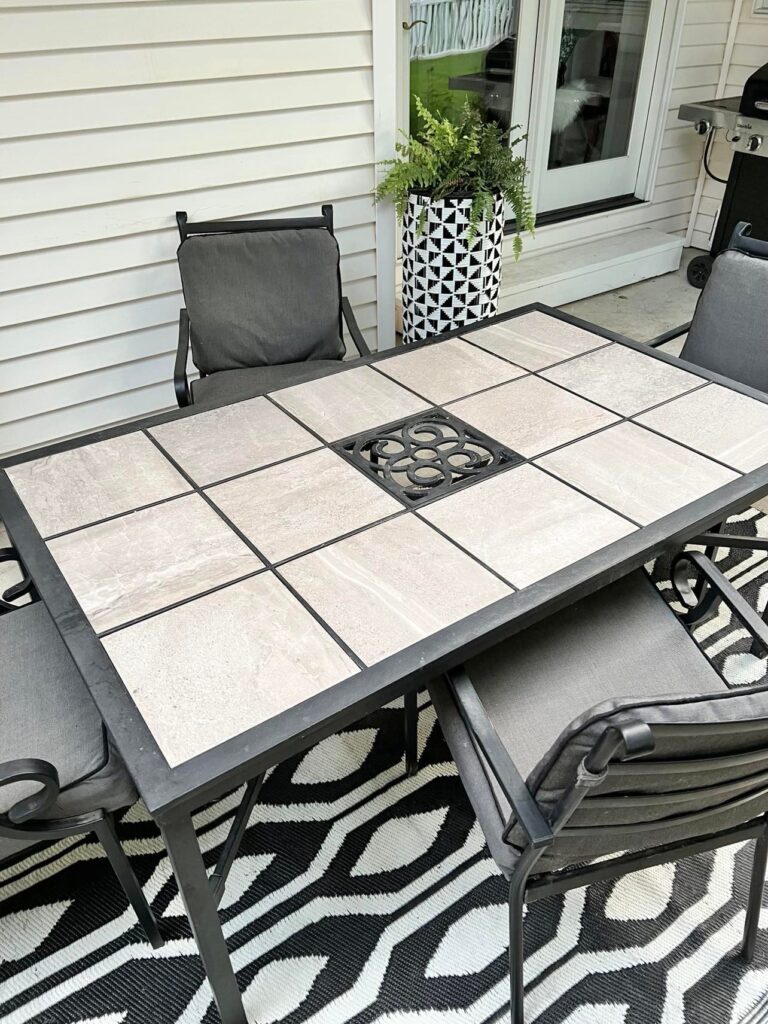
[446,667,554,849]
[0,758,60,824]
[691,532,768,553]
[672,550,768,654]
[174,308,192,408]
[0,547,33,613]
[647,321,692,348]
[341,296,371,356]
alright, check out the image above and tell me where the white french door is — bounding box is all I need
[525,0,668,212]
[401,0,672,218]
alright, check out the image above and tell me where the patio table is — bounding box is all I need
[4,303,768,1024]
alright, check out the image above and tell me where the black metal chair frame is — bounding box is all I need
[173,205,371,408]
[648,221,768,349]
[439,548,768,1024]
[0,548,163,949]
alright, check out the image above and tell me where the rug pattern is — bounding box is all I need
[2,511,768,1024]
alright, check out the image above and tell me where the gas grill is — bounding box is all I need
[678,62,768,287]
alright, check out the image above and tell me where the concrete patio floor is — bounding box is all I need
[560,248,700,352]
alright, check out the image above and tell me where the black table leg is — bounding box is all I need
[160,813,247,1024]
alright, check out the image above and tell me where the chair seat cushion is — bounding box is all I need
[191,359,347,408]
[0,603,136,827]
[430,570,728,876]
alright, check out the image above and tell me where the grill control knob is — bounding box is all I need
[748,134,763,152]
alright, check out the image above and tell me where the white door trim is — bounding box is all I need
[372,0,400,350]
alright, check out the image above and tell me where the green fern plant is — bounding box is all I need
[375,98,535,256]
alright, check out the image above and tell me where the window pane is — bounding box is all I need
[547,0,652,169]
[408,0,519,132]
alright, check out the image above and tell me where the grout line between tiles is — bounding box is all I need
[532,461,644,529]
[460,330,614,372]
[411,511,519,592]
[43,487,196,542]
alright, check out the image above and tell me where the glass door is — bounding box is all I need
[406,0,528,136]
[532,0,666,212]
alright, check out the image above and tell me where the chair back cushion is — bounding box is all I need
[514,682,768,870]
[681,249,768,393]
[178,228,345,375]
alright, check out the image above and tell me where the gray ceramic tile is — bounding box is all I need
[537,421,738,525]
[102,573,357,766]
[636,384,768,472]
[271,365,431,441]
[541,343,702,416]
[448,375,618,457]
[48,493,260,634]
[6,432,189,538]
[463,311,608,370]
[148,396,319,486]
[208,448,401,563]
[421,464,636,588]
[374,337,525,404]
[280,515,510,665]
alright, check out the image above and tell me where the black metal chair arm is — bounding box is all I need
[672,550,768,653]
[647,321,692,349]
[446,667,555,849]
[174,308,192,408]
[0,547,33,613]
[691,532,768,552]
[342,296,371,356]
[0,758,60,824]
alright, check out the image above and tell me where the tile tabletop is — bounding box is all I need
[541,342,702,416]
[6,432,189,538]
[48,493,261,635]
[148,395,319,485]
[464,310,609,370]
[103,573,358,767]
[207,448,401,563]
[448,374,619,457]
[271,365,430,441]
[537,421,738,525]
[374,336,525,404]
[421,463,636,588]
[635,383,768,472]
[6,308,767,785]
[280,515,511,666]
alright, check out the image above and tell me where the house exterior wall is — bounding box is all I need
[0,0,385,456]
[688,0,767,250]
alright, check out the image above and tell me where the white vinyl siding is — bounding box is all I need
[0,0,380,456]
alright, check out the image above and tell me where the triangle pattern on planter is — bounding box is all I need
[401,193,505,344]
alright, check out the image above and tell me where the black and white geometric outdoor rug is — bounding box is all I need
[3,509,768,1024]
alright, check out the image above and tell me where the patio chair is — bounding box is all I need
[0,547,162,948]
[649,221,768,395]
[428,554,768,1024]
[173,205,371,408]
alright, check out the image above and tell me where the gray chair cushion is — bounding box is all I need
[681,249,768,392]
[178,228,345,375]
[430,571,737,875]
[191,358,348,408]
[0,603,136,841]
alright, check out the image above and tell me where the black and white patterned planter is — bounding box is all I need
[401,190,505,344]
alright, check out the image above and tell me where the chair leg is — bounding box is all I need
[508,876,527,1024]
[94,813,163,949]
[742,831,768,962]
[404,690,418,777]
[210,774,263,906]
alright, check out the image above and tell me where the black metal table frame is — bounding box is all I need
[4,301,768,1024]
